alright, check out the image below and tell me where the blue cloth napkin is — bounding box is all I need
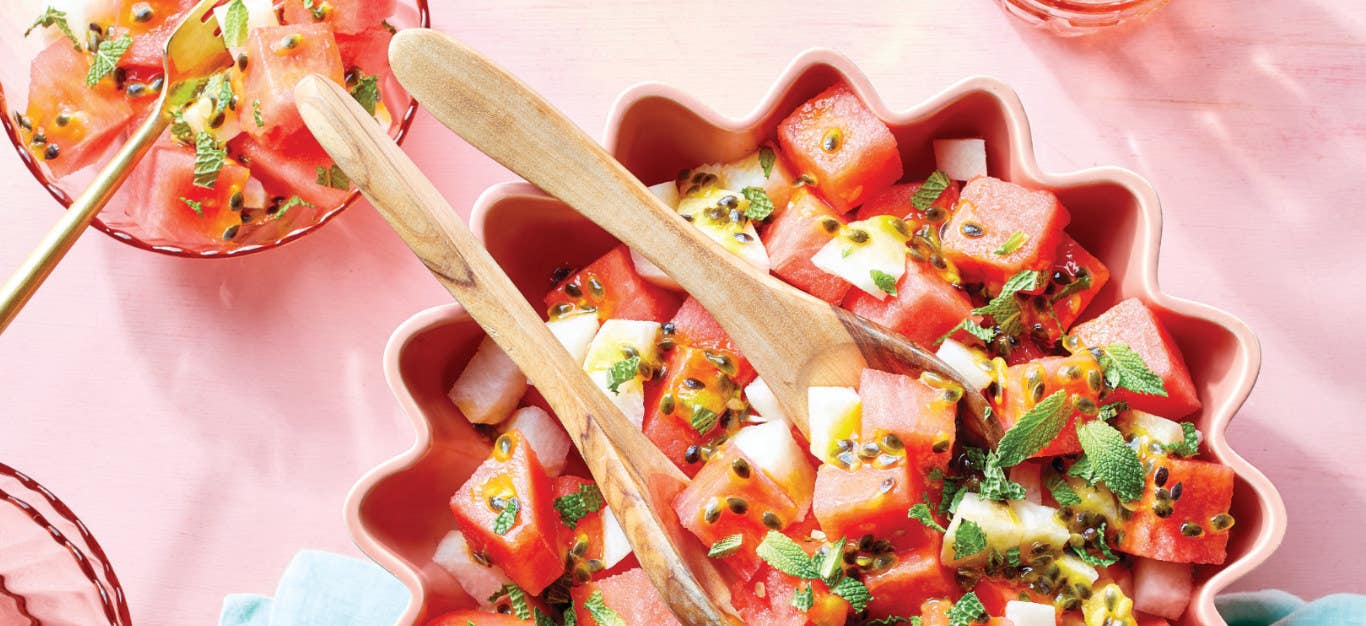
[219,550,409,626]
[223,551,1366,626]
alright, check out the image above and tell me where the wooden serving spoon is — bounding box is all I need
[293,76,741,626]
[387,30,1001,445]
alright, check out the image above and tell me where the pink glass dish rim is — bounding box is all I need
[0,0,431,259]
[346,49,1286,626]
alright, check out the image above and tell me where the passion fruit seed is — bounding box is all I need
[846,228,870,244]
[1210,513,1236,532]
[43,144,60,161]
[961,222,985,238]
[881,433,903,451]
[1170,482,1184,501]
[495,433,515,457]
[563,282,582,298]
[1086,368,1105,393]
[280,33,304,50]
[588,277,605,297]
[859,442,881,460]
[731,457,751,479]
[762,512,783,530]
[1154,466,1169,487]
[821,129,842,153]
[237,53,249,70]
[683,444,701,464]
[222,224,240,240]
[879,477,896,494]
[132,3,155,22]
[1180,522,1204,537]
[703,499,721,523]
[820,217,840,233]
[725,497,748,515]
[683,377,704,390]
[1152,501,1174,518]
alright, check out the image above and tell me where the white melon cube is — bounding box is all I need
[811,215,912,299]
[732,421,817,516]
[630,183,685,290]
[743,378,790,425]
[587,369,646,429]
[648,180,679,208]
[583,319,662,373]
[502,406,571,476]
[1119,409,1187,449]
[432,530,512,607]
[243,177,269,210]
[675,186,772,272]
[1056,553,1100,586]
[942,493,1022,566]
[1007,499,1071,551]
[600,506,633,569]
[934,138,988,181]
[806,386,861,464]
[1066,476,1121,526]
[448,336,527,425]
[546,311,600,366]
[1133,557,1192,619]
[936,339,993,392]
[1005,601,1058,626]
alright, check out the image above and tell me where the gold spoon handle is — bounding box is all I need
[0,113,169,335]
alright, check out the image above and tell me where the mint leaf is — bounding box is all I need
[492,498,520,535]
[583,590,626,626]
[605,356,640,394]
[1048,475,1082,506]
[26,7,80,49]
[755,530,817,579]
[169,111,194,144]
[708,534,744,558]
[908,503,945,533]
[829,576,871,612]
[871,269,898,296]
[253,100,265,127]
[205,73,235,114]
[742,186,775,220]
[993,390,1070,467]
[1076,420,1144,502]
[1163,422,1201,457]
[815,537,845,584]
[947,592,987,626]
[276,196,313,220]
[222,0,249,48]
[350,74,380,116]
[866,617,918,626]
[178,197,204,217]
[791,583,815,611]
[1051,271,1093,303]
[1097,343,1168,396]
[952,519,987,560]
[1004,547,1022,567]
[993,231,1029,256]
[87,35,133,87]
[965,269,1043,338]
[316,164,351,190]
[911,170,951,211]
[193,132,226,189]
[1068,455,1097,485]
[554,482,604,528]
[690,405,719,435]
[759,147,776,178]
[534,608,557,626]
[976,450,1026,502]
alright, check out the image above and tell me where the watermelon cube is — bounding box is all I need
[642,345,743,476]
[672,444,802,580]
[667,297,755,382]
[570,568,682,626]
[425,611,527,626]
[544,245,683,323]
[1117,457,1235,565]
[730,565,849,626]
[125,139,250,245]
[23,40,135,179]
[239,24,345,143]
[862,538,958,621]
[1049,235,1110,331]
[762,187,851,304]
[812,463,926,547]
[1071,298,1202,418]
[228,133,352,211]
[941,177,1070,285]
[859,369,956,475]
[113,0,199,70]
[996,354,1103,458]
[777,83,902,213]
[337,27,395,79]
[854,178,960,222]
[281,0,398,35]
[448,431,563,595]
[843,257,972,348]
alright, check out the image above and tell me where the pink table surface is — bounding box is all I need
[1,1,1363,623]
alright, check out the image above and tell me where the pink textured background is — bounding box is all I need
[1,1,1362,622]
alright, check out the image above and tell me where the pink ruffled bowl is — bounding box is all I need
[345,49,1285,626]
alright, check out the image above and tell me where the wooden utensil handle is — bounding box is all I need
[293,75,740,626]
[0,113,168,335]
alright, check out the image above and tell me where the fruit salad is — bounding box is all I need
[431,83,1235,626]
[14,0,403,247]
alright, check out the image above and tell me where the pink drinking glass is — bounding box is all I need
[999,0,1174,35]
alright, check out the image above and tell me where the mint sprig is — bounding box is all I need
[87,35,133,87]
[742,186,775,220]
[605,356,640,394]
[1076,420,1144,501]
[993,390,1070,467]
[1096,343,1168,396]
[911,170,951,211]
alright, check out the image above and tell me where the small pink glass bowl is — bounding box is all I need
[0,1,430,259]
[998,0,1174,36]
[345,49,1286,626]
[0,462,129,626]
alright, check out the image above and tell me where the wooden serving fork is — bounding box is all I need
[387,30,1001,446]
[293,75,742,626]
[0,0,233,334]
